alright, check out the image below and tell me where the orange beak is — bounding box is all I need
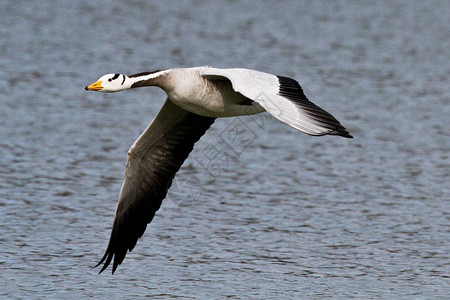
[85,81,103,91]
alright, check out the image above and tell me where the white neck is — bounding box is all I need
[126,70,171,89]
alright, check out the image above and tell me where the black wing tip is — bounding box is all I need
[95,246,130,274]
[311,130,353,138]
[335,130,353,138]
[277,75,353,139]
[342,133,354,138]
[94,250,116,275]
[328,126,353,138]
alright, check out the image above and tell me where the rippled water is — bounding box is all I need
[1,1,449,298]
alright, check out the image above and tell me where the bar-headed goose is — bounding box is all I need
[85,66,353,274]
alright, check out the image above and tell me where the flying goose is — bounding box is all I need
[85,66,353,274]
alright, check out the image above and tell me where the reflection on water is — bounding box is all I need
[0,1,448,298]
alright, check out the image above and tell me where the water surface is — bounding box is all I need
[0,1,448,299]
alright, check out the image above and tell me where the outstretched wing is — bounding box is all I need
[96,99,215,274]
[201,67,352,138]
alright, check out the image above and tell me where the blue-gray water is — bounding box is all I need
[1,1,449,299]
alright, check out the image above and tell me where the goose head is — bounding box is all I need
[85,73,129,92]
